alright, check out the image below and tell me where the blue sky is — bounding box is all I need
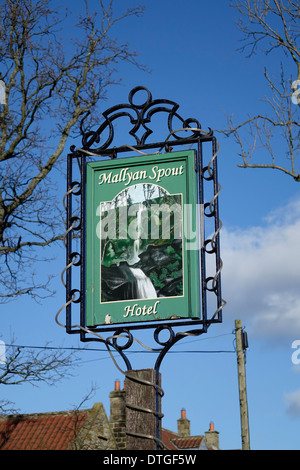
[1,0,300,451]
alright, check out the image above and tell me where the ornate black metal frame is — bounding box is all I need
[63,86,224,372]
[61,86,225,449]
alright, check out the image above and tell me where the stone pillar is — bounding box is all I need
[109,380,126,450]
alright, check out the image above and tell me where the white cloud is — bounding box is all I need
[285,389,300,417]
[220,197,300,342]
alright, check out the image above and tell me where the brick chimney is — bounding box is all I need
[109,380,126,450]
[205,421,219,449]
[177,408,190,437]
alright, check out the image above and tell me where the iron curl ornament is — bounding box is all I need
[74,85,213,155]
[56,86,226,448]
[57,85,225,369]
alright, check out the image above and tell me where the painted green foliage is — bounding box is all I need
[100,188,183,302]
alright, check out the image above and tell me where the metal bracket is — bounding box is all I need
[57,86,225,449]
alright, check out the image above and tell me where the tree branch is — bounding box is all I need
[0,0,145,300]
[218,1,300,181]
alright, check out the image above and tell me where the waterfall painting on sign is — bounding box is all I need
[100,184,183,304]
[85,150,201,327]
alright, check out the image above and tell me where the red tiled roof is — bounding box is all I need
[0,407,218,451]
[0,411,88,450]
[171,436,205,449]
[161,428,179,450]
[161,429,207,450]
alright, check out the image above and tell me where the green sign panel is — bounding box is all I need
[85,150,201,327]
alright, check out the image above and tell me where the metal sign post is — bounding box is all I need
[57,86,225,449]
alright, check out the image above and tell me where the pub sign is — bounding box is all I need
[85,150,201,327]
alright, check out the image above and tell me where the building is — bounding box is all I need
[0,381,219,450]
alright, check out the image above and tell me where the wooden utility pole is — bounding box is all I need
[235,319,250,450]
[125,369,162,450]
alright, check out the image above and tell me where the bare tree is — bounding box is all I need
[0,0,145,301]
[218,0,300,181]
[0,340,77,414]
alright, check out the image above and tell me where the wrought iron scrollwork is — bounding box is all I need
[79,86,212,155]
[58,84,225,354]
[56,86,225,449]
